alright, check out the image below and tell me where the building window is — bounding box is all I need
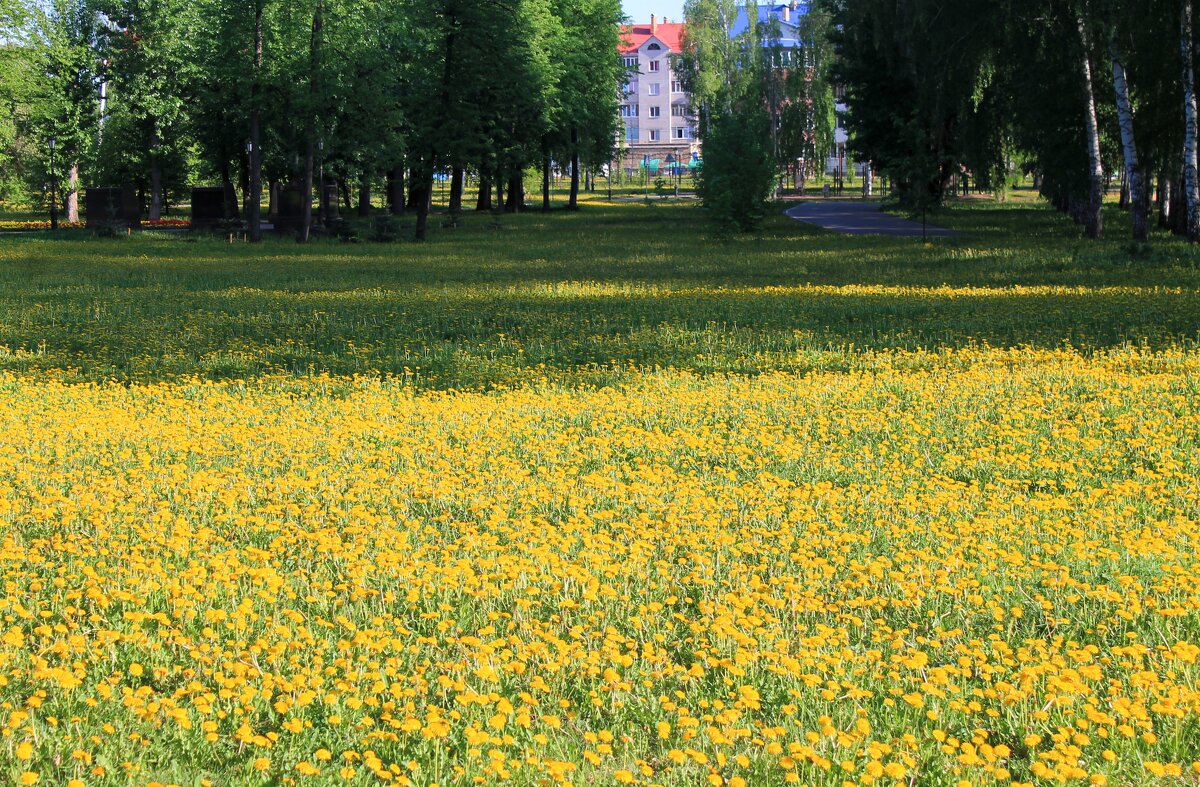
[648,106,660,118]
[673,127,690,140]
[648,83,660,96]
[649,59,660,73]
[627,127,639,142]
[649,129,660,141]
[620,104,638,118]
[647,43,662,51]
[672,80,683,93]
[623,56,637,68]
[671,104,687,117]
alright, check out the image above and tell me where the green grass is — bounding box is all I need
[1,195,1198,388]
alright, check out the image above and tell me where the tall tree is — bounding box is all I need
[1077,13,1105,239]
[1183,0,1200,240]
[26,0,102,221]
[682,0,776,232]
[549,0,622,210]
[1110,40,1146,240]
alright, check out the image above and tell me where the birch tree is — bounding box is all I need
[1109,40,1146,240]
[1077,14,1105,239]
[1183,0,1199,240]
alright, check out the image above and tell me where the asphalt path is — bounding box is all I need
[785,200,957,237]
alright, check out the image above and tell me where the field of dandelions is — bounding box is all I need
[1,200,1199,786]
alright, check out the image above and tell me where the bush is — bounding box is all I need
[695,111,776,234]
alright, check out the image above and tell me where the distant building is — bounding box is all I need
[618,6,851,180]
[617,16,699,176]
[730,2,852,177]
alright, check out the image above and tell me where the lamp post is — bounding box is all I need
[245,138,253,214]
[48,136,59,230]
[318,139,326,228]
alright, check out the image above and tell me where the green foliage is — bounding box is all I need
[828,0,1005,208]
[683,0,779,232]
[775,6,836,183]
[694,109,775,233]
[0,23,35,206]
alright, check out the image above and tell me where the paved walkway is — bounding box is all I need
[785,200,957,237]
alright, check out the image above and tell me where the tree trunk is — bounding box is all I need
[413,169,432,241]
[248,2,264,242]
[408,169,421,212]
[476,175,492,211]
[505,171,522,213]
[568,127,580,211]
[448,166,464,214]
[1171,170,1188,233]
[358,173,371,216]
[149,125,163,221]
[1158,175,1172,228]
[268,179,278,222]
[1110,43,1147,241]
[300,0,324,242]
[542,154,551,212]
[1078,17,1104,239]
[1184,0,1200,240]
[300,139,314,243]
[387,165,405,215]
[249,111,262,240]
[65,165,79,223]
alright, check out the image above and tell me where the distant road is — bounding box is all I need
[786,200,957,237]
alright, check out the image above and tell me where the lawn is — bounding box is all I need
[1,198,1199,786]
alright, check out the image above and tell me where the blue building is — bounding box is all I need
[729,2,851,177]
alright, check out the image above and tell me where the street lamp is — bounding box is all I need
[318,139,327,227]
[48,136,59,230]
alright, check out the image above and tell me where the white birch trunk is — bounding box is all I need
[65,165,79,223]
[1183,0,1200,241]
[1079,17,1104,239]
[1110,43,1147,241]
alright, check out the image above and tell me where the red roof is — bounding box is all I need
[619,22,685,54]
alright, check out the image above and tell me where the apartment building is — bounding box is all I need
[619,6,851,179]
[618,16,699,174]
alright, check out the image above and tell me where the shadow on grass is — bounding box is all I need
[1,199,1198,385]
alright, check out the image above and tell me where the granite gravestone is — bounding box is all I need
[85,186,140,230]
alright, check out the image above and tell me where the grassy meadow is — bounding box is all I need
[1,196,1199,786]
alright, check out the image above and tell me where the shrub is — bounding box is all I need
[694,111,776,234]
